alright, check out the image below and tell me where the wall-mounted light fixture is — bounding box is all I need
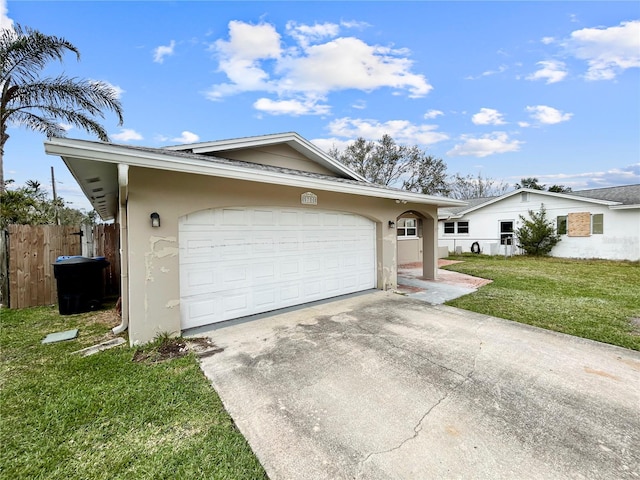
[150,212,161,228]
[388,220,396,229]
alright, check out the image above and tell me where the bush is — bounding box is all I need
[516,205,560,256]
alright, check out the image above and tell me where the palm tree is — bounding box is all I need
[0,23,124,193]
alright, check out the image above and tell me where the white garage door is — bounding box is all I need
[179,207,376,330]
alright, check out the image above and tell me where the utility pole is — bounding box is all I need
[51,166,59,225]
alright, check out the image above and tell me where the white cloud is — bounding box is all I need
[324,117,448,146]
[518,121,530,128]
[424,109,444,119]
[472,108,506,125]
[285,21,340,47]
[206,20,432,109]
[206,21,282,99]
[1,0,13,30]
[277,37,431,97]
[541,36,555,45]
[526,60,568,84]
[112,128,143,142]
[466,65,507,80]
[311,137,352,154]
[531,163,640,189]
[447,132,523,158]
[172,131,200,143]
[351,99,367,110]
[566,20,640,80]
[153,40,176,64]
[253,97,331,116]
[526,105,573,124]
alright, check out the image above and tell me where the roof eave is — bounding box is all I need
[44,138,466,219]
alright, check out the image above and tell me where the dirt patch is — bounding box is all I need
[132,337,223,364]
[83,308,120,327]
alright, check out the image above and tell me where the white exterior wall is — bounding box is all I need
[439,191,640,261]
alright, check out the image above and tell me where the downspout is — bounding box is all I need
[112,164,130,335]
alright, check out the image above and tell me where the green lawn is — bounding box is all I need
[443,255,640,351]
[0,304,267,480]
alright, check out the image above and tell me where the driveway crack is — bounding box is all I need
[354,319,485,479]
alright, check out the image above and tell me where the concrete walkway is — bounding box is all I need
[397,260,492,304]
[196,292,640,480]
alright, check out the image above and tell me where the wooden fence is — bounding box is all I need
[2,224,120,309]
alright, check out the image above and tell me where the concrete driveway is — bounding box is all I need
[196,292,640,479]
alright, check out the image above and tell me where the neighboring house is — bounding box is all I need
[437,185,640,261]
[45,132,464,344]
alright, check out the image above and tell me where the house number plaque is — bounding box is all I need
[301,192,318,205]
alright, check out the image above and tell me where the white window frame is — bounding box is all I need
[397,218,418,239]
[500,220,514,245]
[457,221,469,234]
[443,221,469,235]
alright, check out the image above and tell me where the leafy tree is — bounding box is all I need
[0,178,96,228]
[515,177,545,190]
[0,24,124,193]
[329,134,450,195]
[548,184,572,193]
[449,172,510,199]
[515,205,561,256]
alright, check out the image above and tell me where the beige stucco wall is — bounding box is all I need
[124,166,438,344]
[397,238,423,264]
[209,144,339,176]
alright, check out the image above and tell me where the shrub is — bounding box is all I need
[516,205,560,256]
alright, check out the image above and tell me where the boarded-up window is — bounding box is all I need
[592,214,604,234]
[568,212,591,237]
[557,216,567,235]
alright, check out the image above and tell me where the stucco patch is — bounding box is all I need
[166,299,180,309]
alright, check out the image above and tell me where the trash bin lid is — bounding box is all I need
[56,255,84,262]
[53,256,108,266]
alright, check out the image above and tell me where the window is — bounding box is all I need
[397,218,417,238]
[592,214,603,234]
[521,192,529,202]
[500,220,514,245]
[444,221,469,234]
[557,216,567,235]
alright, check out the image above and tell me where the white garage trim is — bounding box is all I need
[179,207,376,330]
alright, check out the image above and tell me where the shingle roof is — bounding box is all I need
[566,184,640,205]
[439,196,497,216]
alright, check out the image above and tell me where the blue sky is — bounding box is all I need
[3,1,639,211]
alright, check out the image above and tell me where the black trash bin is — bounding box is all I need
[53,257,110,315]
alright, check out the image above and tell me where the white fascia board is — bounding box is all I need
[609,204,640,210]
[44,138,466,208]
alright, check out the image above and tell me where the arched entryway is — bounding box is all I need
[396,210,437,282]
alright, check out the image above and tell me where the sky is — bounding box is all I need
[2,1,639,212]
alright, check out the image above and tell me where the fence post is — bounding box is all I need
[0,230,8,307]
[81,224,94,257]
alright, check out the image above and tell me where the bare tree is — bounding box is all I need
[330,134,450,195]
[449,172,510,199]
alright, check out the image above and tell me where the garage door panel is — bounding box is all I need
[180,207,376,329]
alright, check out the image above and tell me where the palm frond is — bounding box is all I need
[0,24,79,86]
[7,76,124,125]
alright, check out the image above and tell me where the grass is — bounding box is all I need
[443,255,640,351]
[0,303,267,480]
